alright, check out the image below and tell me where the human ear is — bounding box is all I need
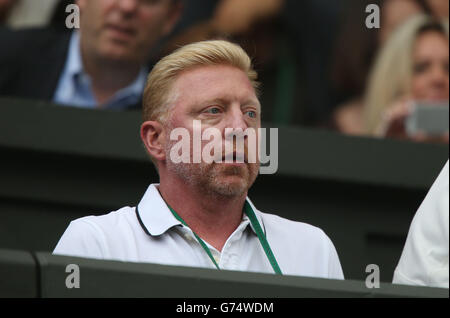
[140,121,166,161]
[76,0,86,10]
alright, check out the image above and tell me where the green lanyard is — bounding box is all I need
[167,200,282,275]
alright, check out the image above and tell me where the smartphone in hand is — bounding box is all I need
[405,101,449,137]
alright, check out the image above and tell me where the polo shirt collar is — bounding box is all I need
[136,184,265,237]
[136,184,181,236]
[243,197,266,235]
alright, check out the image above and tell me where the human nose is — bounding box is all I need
[224,106,249,133]
[116,0,139,14]
[222,106,249,161]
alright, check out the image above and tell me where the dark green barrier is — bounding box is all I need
[1,249,448,298]
[0,249,37,298]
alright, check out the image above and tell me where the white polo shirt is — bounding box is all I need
[393,160,449,288]
[53,184,344,279]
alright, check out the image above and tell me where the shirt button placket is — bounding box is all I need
[184,232,194,243]
[212,250,221,267]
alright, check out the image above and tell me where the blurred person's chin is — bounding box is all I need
[425,94,449,102]
[100,41,136,62]
[211,162,259,196]
[415,94,449,103]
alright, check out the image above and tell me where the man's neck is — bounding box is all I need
[80,41,142,105]
[158,177,247,252]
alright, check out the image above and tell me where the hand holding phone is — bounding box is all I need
[377,99,449,143]
[405,101,449,137]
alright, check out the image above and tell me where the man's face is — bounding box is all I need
[77,0,180,64]
[164,65,261,197]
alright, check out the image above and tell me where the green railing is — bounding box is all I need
[0,249,447,298]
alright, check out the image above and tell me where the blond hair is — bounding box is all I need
[142,40,259,123]
[363,15,449,135]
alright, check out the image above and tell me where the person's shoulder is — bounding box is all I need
[259,211,326,235]
[258,211,330,243]
[0,27,71,59]
[70,206,136,231]
[53,206,137,259]
[53,206,137,255]
[0,26,70,42]
[256,210,344,279]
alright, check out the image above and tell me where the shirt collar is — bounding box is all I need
[136,184,264,237]
[110,67,147,106]
[66,31,83,80]
[243,197,266,235]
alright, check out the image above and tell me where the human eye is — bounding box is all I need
[204,106,222,115]
[413,61,430,74]
[245,110,258,119]
[140,0,163,6]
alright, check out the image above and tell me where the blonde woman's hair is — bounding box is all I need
[142,40,259,123]
[363,15,449,135]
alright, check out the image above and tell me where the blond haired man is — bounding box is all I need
[54,40,344,279]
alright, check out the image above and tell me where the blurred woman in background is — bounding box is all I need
[364,15,449,141]
[334,14,449,142]
[332,0,449,138]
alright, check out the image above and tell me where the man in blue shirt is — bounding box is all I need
[0,0,182,110]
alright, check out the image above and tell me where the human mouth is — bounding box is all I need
[105,24,136,41]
